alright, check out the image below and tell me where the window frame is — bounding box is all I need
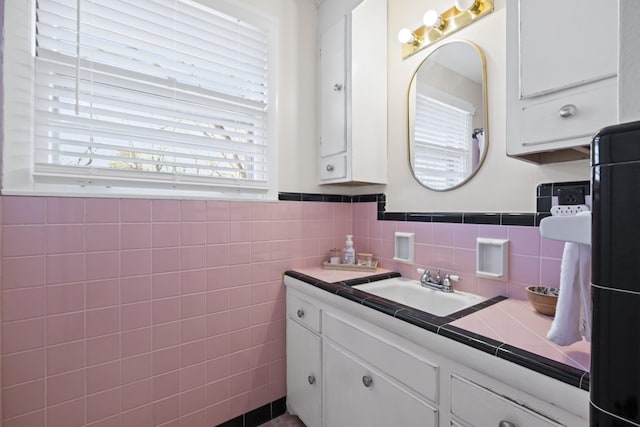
[2,0,279,200]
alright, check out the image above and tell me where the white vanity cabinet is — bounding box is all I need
[318,0,387,184]
[506,0,618,163]
[286,292,322,427]
[284,276,589,427]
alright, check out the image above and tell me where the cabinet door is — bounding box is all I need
[286,319,321,427]
[324,341,438,427]
[349,0,387,184]
[319,16,347,159]
[519,0,617,98]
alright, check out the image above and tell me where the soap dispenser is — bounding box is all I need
[343,235,355,264]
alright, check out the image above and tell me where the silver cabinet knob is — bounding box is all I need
[362,375,373,388]
[308,375,316,385]
[498,421,516,427]
[558,104,577,118]
[333,83,343,91]
[296,309,305,318]
[326,164,334,172]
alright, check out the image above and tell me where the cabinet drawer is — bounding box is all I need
[287,292,321,333]
[521,79,616,148]
[450,374,563,427]
[320,155,347,181]
[324,312,439,403]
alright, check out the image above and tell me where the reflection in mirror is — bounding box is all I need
[408,40,487,191]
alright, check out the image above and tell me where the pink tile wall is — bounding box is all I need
[352,202,565,300]
[0,196,565,426]
[0,196,352,427]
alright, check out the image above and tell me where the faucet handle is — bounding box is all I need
[416,268,430,277]
[416,268,431,283]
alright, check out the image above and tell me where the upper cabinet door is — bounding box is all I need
[319,16,347,158]
[317,0,387,184]
[519,0,617,98]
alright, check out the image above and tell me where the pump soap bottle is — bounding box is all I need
[343,235,355,264]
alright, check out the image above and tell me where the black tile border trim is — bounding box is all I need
[216,396,287,427]
[497,345,589,391]
[278,192,352,203]
[279,189,568,227]
[278,181,589,227]
[280,192,545,227]
[284,271,588,392]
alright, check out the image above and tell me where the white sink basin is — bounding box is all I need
[353,277,487,317]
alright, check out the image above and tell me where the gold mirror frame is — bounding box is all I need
[407,40,488,192]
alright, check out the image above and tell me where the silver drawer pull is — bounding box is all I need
[558,104,577,118]
[296,309,305,318]
[326,164,335,172]
[498,421,516,427]
[333,83,343,92]
[308,375,316,385]
[362,375,373,388]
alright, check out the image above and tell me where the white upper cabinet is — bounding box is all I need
[519,0,617,98]
[318,0,387,184]
[507,0,619,163]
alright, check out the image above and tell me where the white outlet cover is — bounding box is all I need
[550,205,589,216]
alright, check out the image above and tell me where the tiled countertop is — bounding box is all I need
[450,298,590,371]
[285,268,590,391]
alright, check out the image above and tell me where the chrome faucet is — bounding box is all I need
[417,268,459,293]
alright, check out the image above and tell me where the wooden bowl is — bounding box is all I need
[526,286,559,317]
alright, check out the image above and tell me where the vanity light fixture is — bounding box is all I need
[398,0,494,59]
[455,0,481,12]
[397,28,421,46]
[423,10,444,30]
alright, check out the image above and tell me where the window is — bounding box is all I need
[413,93,473,190]
[3,0,277,199]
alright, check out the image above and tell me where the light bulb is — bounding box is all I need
[397,28,415,44]
[454,0,478,11]
[423,10,442,28]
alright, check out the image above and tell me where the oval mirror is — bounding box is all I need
[408,40,488,191]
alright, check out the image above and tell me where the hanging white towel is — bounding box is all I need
[546,241,592,346]
[476,132,485,157]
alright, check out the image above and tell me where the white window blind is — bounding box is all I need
[413,94,473,190]
[4,0,275,198]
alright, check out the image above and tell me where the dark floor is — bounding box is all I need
[257,413,306,427]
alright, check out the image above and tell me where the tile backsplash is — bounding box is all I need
[0,184,576,426]
[0,196,351,427]
[351,201,565,301]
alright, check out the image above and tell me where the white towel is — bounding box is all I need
[546,242,592,346]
